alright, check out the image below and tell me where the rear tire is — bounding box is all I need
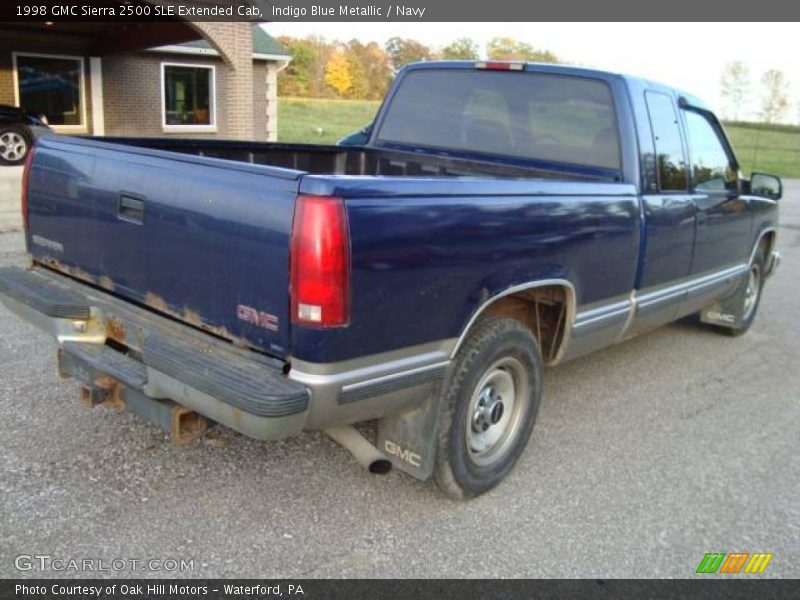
[720,247,766,337]
[434,316,542,500]
[0,125,31,166]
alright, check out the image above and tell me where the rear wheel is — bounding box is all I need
[0,126,31,166]
[721,248,765,337]
[434,316,542,500]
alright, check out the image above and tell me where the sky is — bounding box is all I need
[262,22,800,123]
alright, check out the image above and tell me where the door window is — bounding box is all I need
[682,110,737,192]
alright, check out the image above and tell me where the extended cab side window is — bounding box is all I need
[644,91,687,192]
[682,110,737,192]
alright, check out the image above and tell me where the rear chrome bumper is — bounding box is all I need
[0,265,309,441]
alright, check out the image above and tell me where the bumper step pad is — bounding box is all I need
[143,332,309,418]
[0,266,90,319]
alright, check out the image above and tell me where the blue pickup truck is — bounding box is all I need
[0,61,782,499]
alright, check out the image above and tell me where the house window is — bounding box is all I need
[14,53,85,129]
[162,63,215,130]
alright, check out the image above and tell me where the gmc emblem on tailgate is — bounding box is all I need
[236,304,279,332]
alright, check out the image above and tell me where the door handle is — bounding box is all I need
[118,193,145,225]
[696,211,708,227]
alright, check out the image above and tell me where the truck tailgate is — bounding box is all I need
[26,136,300,359]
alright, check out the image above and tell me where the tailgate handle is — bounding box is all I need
[118,193,145,224]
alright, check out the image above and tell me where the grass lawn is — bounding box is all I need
[278,98,380,145]
[724,123,800,179]
[278,98,800,178]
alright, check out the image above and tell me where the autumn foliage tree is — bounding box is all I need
[487,37,559,63]
[760,69,790,124]
[325,49,353,97]
[720,61,750,121]
[441,38,480,60]
[384,37,435,71]
[345,40,393,100]
[277,35,561,100]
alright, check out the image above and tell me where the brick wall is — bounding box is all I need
[102,52,227,138]
[0,23,276,142]
[265,62,279,142]
[252,61,268,140]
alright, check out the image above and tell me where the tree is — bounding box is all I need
[307,36,336,98]
[325,49,353,97]
[720,61,750,121]
[441,38,480,60]
[486,37,558,63]
[277,35,394,100]
[278,36,337,98]
[346,40,393,100]
[385,37,434,71]
[277,36,315,97]
[760,69,790,124]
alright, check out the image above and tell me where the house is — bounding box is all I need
[0,22,290,141]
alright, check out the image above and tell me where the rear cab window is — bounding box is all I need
[644,91,688,192]
[374,69,622,173]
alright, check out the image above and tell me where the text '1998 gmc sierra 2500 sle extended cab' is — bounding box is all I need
[0,61,782,499]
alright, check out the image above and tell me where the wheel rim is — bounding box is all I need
[0,132,27,162]
[465,356,530,467]
[742,265,761,321]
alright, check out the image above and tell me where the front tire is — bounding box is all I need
[0,126,31,166]
[434,316,542,500]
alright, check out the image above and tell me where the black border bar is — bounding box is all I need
[2,0,800,21]
[4,579,800,600]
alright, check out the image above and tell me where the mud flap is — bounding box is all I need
[700,275,748,329]
[376,392,443,481]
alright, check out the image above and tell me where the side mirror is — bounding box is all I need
[751,172,782,200]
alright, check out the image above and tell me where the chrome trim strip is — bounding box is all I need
[290,346,452,388]
[573,300,632,329]
[339,361,450,404]
[450,278,577,364]
[569,263,750,346]
[636,286,685,311]
[635,264,746,309]
[341,360,450,394]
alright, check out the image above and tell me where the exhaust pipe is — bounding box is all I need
[324,425,392,474]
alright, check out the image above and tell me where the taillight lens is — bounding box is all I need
[21,145,36,232]
[290,194,350,327]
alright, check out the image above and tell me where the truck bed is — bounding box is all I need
[98,137,617,182]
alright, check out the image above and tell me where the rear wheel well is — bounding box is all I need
[480,285,572,365]
[758,231,775,257]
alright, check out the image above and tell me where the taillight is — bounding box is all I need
[290,194,350,327]
[21,145,36,232]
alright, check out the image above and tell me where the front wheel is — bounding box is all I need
[0,126,31,166]
[434,316,542,500]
